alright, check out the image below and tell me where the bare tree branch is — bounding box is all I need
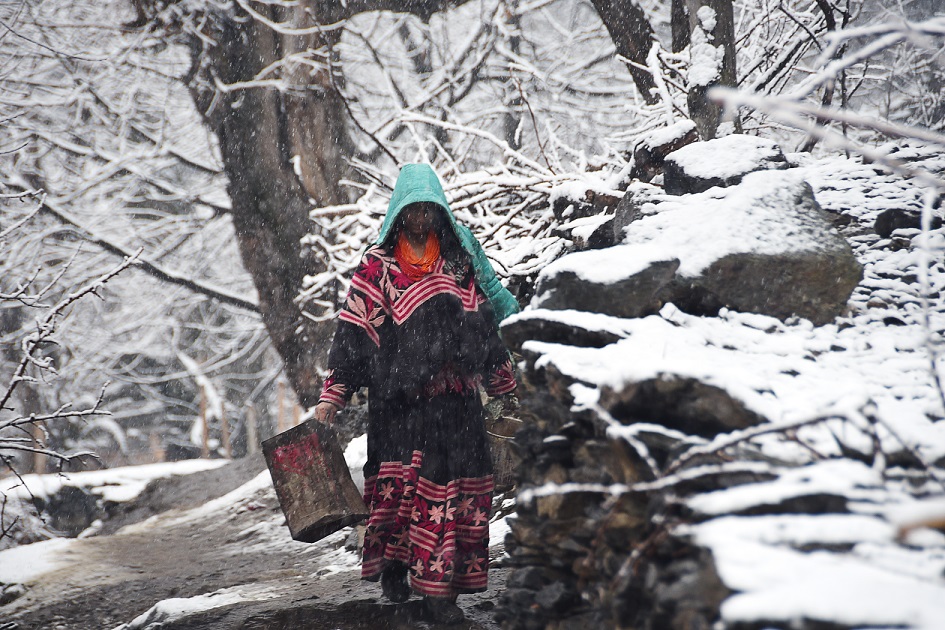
[8,185,260,313]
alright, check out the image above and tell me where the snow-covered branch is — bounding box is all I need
[711,87,945,192]
[22,190,261,313]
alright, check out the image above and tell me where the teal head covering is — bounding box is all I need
[375,163,520,323]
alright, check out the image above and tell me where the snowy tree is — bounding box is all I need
[0,1,287,458]
[711,11,945,187]
[0,192,138,538]
[111,0,835,407]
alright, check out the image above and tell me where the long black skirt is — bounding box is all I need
[360,390,493,598]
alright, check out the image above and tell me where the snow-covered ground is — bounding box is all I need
[1,459,230,504]
[0,432,510,629]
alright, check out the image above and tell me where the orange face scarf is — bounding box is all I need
[395,231,440,280]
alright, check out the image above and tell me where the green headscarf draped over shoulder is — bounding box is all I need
[375,163,520,323]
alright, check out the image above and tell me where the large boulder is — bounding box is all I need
[532,251,679,319]
[663,135,788,195]
[534,170,862,325]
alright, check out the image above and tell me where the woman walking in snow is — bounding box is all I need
[313,163,518,624]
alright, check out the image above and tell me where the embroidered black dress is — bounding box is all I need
[319,244,516,598]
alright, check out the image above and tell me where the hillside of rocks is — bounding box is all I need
[495,135,945,630]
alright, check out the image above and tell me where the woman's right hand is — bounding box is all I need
[314,401,340,424]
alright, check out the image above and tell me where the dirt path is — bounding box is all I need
[2,458,505,629]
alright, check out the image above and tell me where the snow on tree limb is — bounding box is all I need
[710,87,945,192]
[17,188,261,313]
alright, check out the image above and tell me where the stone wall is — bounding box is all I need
[495,355,734,630]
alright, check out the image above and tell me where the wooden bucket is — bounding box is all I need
[487,415,522,493]
[263,419,368,543]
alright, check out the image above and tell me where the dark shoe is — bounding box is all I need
[425,597,465,624]
[380,564,410,603]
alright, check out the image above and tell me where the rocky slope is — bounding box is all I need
[496,139,945,630]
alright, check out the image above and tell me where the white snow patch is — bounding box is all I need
[535,243,677,285]
[344,433,368,494]
[113,583,283,630]
[696,5,717,32]
[688,13,723,88]
[666,135,783,181]
[1,460,229,504]
[502,308,635,339]
[118,470,274,534]
[490,513,511,549]
[704,539,945,629]
[683,514,894,547]
[687,460,882,516]
[308,543,360,579]
[640,120,697,150]
[558,213,612,242]
[0,537,74,584]
[569,383,601,409]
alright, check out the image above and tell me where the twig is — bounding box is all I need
[663,410,850,476]
[319,24,400,166]
[9,184,260,313]
[514,77,555,174]
[0,196,43,239]
[866,405,945,493]
[0,254,138,415]
[710,88,945,192]
[0,493,20,541]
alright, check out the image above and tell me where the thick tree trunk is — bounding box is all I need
[684,0,737,139]
[670,0,690,53]
[589,0,660,105]
[183,8,349,406]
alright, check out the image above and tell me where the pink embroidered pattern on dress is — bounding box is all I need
[339,247,483,347]
[318,370,348,407]
[361,450,493,596]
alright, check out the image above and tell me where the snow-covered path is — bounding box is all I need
[0,444,506,629]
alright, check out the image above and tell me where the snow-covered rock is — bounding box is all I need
[532,253,679,319]
[499,144,945,630]
[611,181,665,244]
[664,135,788,195]
[533,170,862,326]
[654,171,862,325]
[631,120,700,183]
[501,309,636,352]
